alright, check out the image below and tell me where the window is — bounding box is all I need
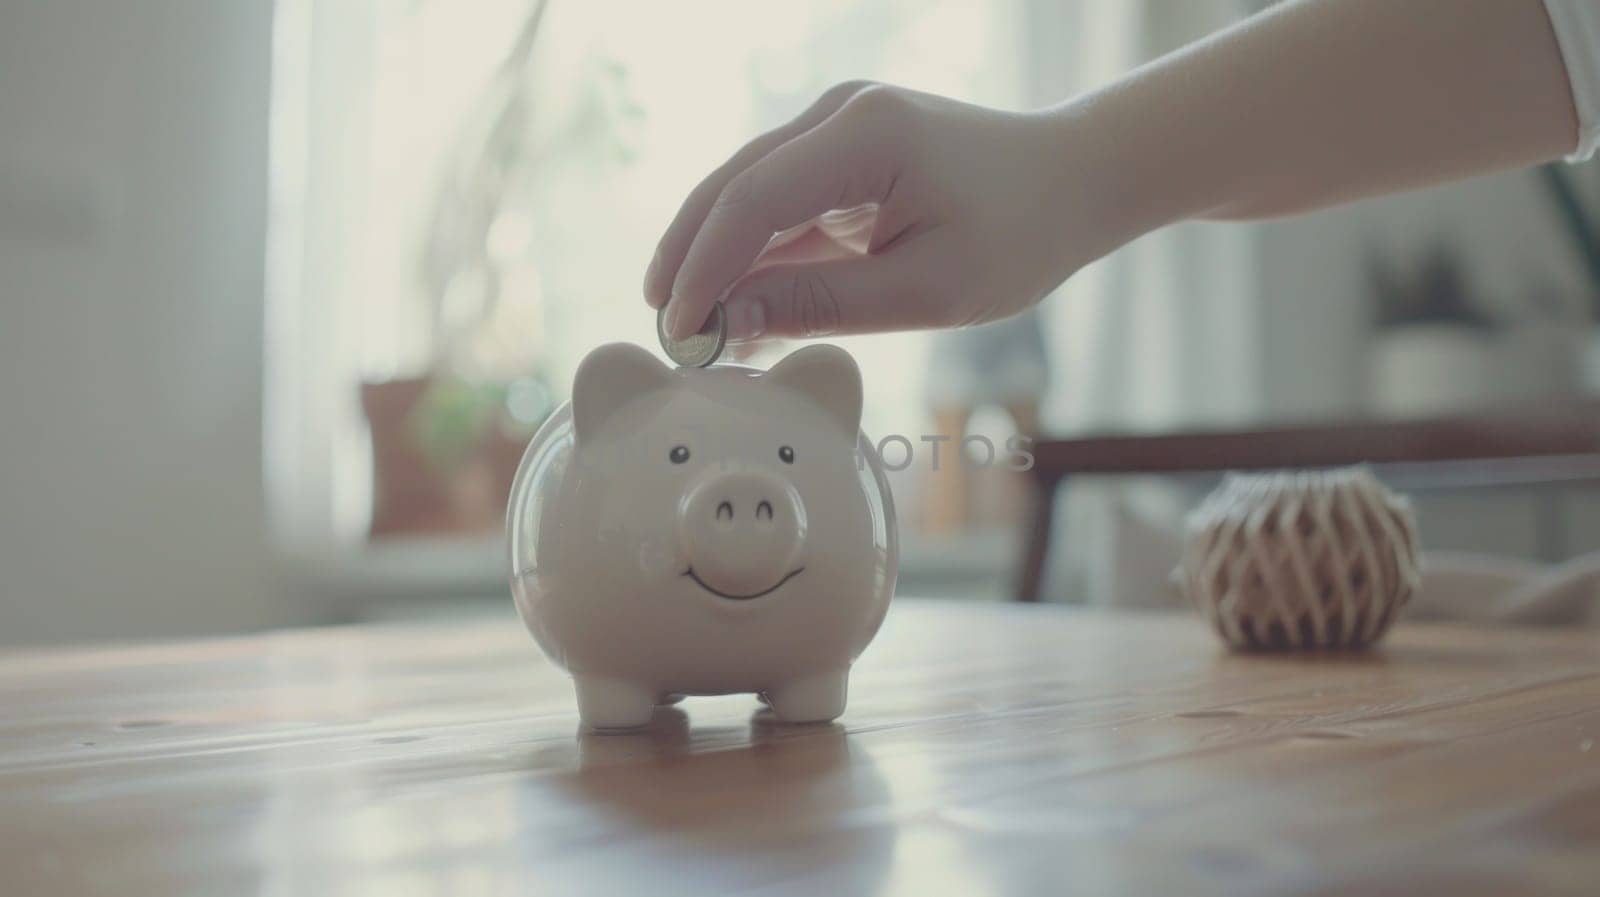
[266,0,1200,600]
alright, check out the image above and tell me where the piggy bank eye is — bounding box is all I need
[669,445,690,464]
[778,445,795,464]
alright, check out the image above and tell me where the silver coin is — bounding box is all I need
[657,301,726,368]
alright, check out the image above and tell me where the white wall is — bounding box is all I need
[1256,168,1600,560]
[0,0,290,645]
[1258,166,1596,418]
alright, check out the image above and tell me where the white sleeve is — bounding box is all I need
[1545,0,1600,162]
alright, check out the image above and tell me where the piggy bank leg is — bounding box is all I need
[766,669,849,724]
[573,676,656,731]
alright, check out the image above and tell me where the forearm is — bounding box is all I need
[1068,0,1578,234]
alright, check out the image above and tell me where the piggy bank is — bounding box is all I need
[506,342,898,730]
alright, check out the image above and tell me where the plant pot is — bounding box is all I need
[1369,325,1499,417]
[362,375,543,539]
[362,377,461,537]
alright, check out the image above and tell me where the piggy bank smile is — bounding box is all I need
[675,462,808,602]
[506,342,898,731]
[682,566,806,602]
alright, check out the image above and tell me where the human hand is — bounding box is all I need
[644,82,1129,342]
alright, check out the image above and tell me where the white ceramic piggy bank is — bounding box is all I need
[506,342,898,729]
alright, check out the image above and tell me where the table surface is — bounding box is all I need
[2,601,1598,897]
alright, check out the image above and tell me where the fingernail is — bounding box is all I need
[643,252,662,302]
[663,300,682,338]
[726,299,766,342]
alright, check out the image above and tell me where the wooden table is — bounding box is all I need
[2,602,1598,896]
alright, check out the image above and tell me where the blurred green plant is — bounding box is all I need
[406,375,553,474]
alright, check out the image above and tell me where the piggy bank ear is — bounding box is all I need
[764,344,862,433]
[572,343,673,443]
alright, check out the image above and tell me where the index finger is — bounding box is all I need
[662,96,904,340]
[643,81,875,307]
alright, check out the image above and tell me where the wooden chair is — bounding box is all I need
[1012,401,1600,601]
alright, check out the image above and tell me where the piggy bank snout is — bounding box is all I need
[677,468,806,597]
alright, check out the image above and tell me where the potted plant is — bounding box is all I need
[1368,242,1585,417]
[1367,246,1501,417]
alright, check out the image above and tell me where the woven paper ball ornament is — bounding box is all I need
[1179,468,1421,651]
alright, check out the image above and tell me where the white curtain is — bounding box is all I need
[264,0,381,556]
[1027,0,1266,604]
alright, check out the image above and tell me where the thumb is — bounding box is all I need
[721,241,946,341]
